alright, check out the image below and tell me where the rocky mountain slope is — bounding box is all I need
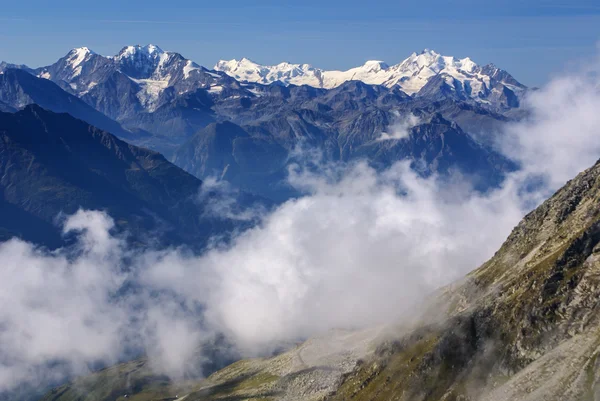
[215,49,526,111]
[323,158,600,401]
[0,105,223,248]
[36,156,600,400]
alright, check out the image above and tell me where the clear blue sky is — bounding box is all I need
[1,0,599,86]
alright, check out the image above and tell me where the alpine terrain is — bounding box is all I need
[215,49,526,110]
[2,37,594,401]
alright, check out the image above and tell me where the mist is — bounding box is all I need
[1,57,600,393]
[377,112,420,141]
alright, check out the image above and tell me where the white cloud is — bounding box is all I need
[196,176,267,222]
[500,71,600,190]
[0,211,128,390]
[0,163,526,391]
[195,162,525,355]
[377,112,420,141]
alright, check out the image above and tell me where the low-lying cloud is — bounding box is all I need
[1,55,600,394]
[377,112,420,141]
[0,164,524,391]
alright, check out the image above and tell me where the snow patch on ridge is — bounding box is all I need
[183,60,200,79]
[208,85,223,94]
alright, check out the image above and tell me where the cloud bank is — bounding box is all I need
[0,56,600,393]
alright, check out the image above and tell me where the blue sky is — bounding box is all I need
[1,0,599,86]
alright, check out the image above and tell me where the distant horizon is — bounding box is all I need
[2,41,595,88]
[5,44,505,69]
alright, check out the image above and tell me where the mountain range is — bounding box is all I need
[3,42,600,401]
[0,45,525,201]
[215,49,526,110]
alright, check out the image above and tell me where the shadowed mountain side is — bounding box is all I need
[174,113,515,201]
[0,69,145,141]
[173,121,292,202]
[0,105,222,248]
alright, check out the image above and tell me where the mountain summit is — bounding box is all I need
[30,44,233,116]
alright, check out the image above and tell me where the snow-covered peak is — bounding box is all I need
[239,57,258,64]
[63,47,97,78]
[112,44,175,82]
[68,47,97,61]
[183,59,201,79]
[215,57,261,73]
[404,49,442,66]
[215,49,527,108]
[35,44,228,113]
[398,49,477,75]
[215,58,323,86]
[378,49,484,93]
[144,44,163,54]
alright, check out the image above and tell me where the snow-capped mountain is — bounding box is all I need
[20,46,526,121]
[34,44,243,116]
[215,49,526,109]
[0,44,522,201]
